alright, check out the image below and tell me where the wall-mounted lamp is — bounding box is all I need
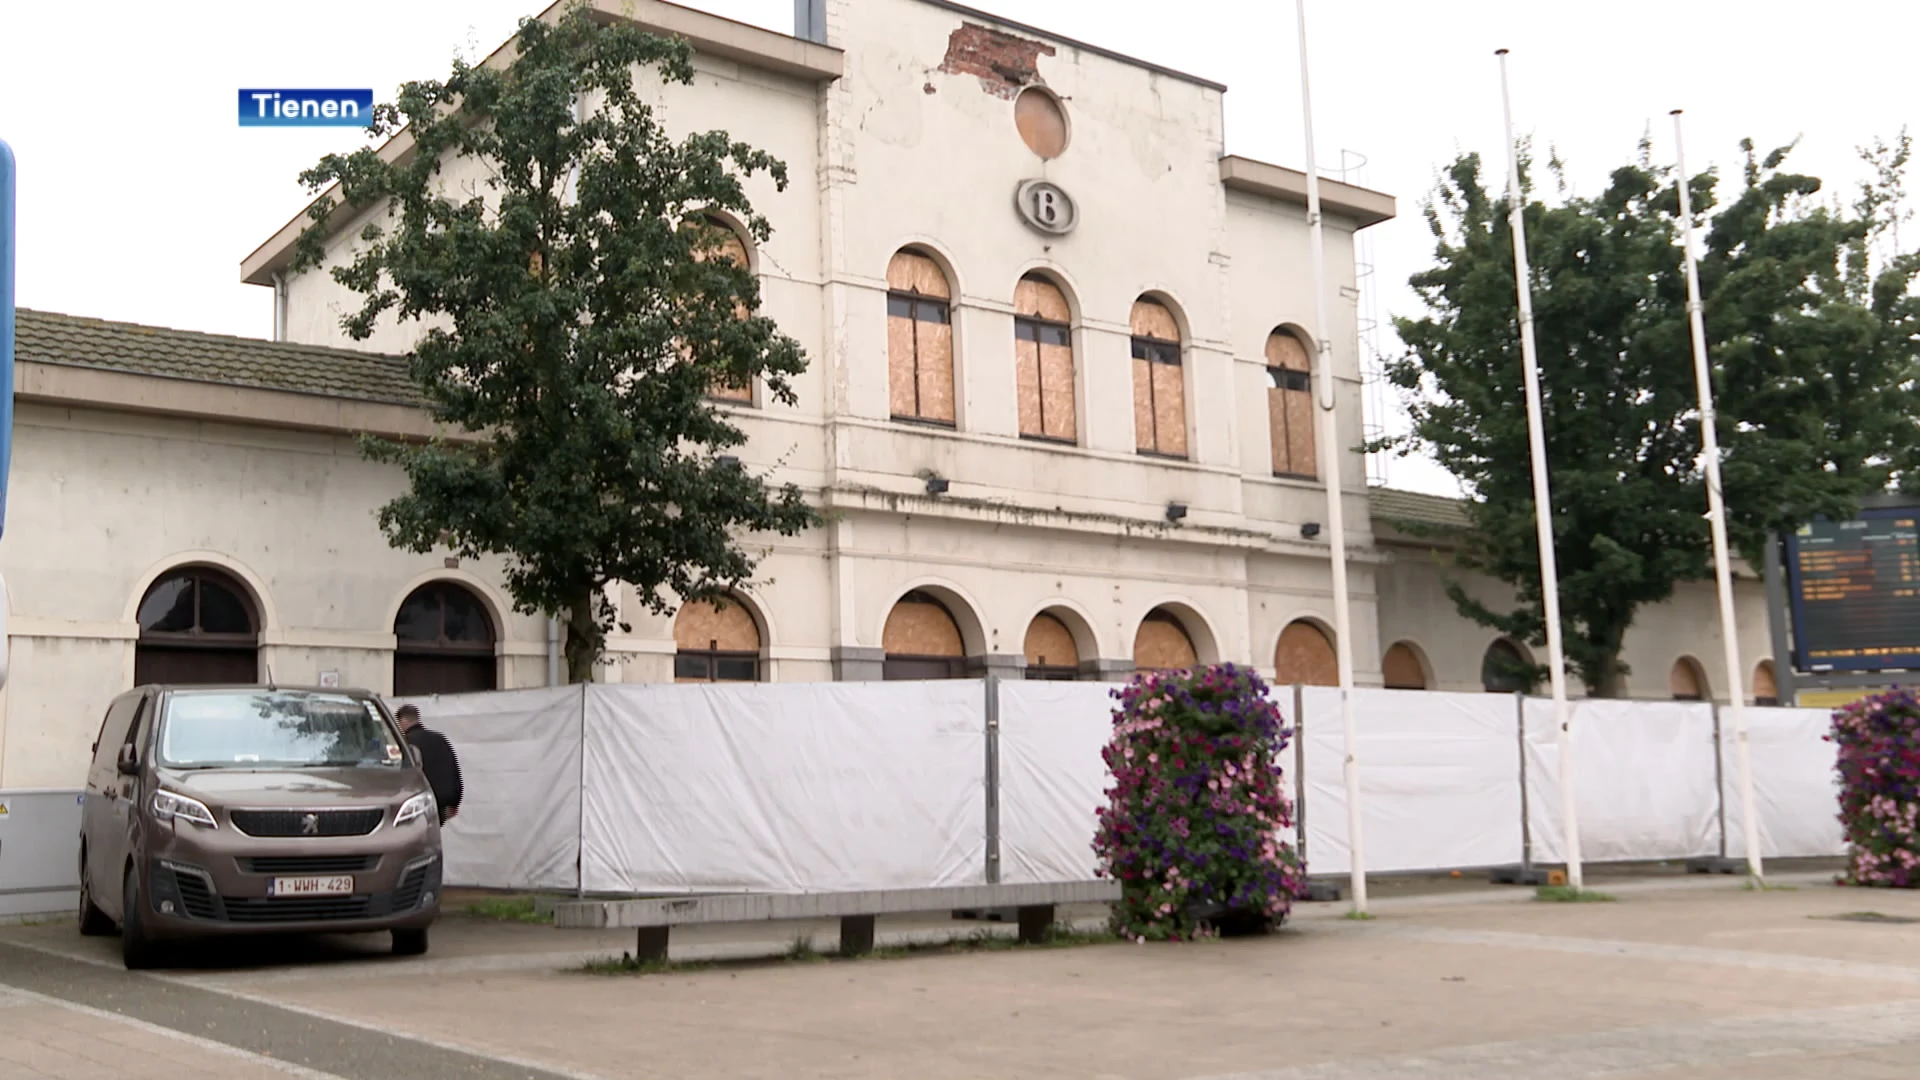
[925,476,951,496]
[1166,502,1189,523]
[1299,521,1322,539]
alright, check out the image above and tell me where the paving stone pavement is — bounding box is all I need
[3,872,1918,1079]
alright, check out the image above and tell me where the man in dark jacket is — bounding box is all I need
[396,704,463,826]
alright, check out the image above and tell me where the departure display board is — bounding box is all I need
[1785,508,1920,672]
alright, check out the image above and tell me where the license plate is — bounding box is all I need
[267,875,354,897]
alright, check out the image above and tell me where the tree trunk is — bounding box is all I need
[563,589,603,684]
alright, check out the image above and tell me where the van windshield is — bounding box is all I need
[157,690,403,769]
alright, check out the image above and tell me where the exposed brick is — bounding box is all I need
[938,23,1056,100]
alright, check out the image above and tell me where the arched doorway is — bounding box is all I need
[1753,659,1779,707]
[883,590,968,680]
[1481,639,1533,694]
[135,566,260,685]
[674,596,762,683]
[1382,641,1429,690]
[1023,612,1080,680]
[1133,608,1197,674]
[1670,657,1708,702]
[393,581,497,696]
[1274,620,1337,686]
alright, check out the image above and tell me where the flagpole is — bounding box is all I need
[1297,0,1367,914]
[1671,108,1764,882]
[1495,48,1583,889]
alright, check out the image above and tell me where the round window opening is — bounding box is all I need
[1015,87,1068,160]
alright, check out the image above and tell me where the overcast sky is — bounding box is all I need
[2,1,1913,496]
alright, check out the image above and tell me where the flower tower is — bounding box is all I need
[1091,663,1304,941]
[1832,689,1920,887]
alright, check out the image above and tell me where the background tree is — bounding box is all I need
[1385,135,1919,696]
[291,7,818,682]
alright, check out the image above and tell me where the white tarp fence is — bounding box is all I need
[1724,707,1847,859]
[391,680,1848,895]
[1295,688,1525,874]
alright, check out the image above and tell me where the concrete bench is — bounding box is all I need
[554,880,1120,962]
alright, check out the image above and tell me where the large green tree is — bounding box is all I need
[291,6,818,682]
[1387,135,1920,696]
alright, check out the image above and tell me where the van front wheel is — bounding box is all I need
[392,928,429,957]
[121,868,162,970]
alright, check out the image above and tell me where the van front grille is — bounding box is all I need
[223,895,373,923]
[238,854,380,875]
[229,809,383,837]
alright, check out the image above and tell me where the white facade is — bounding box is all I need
[0,0,1781,789]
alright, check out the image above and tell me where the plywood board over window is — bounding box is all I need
[1670,657,1707,701]
[690,220,754,403]
[1266,331,1315,478]
[1274,620,1337,687]
[886,251,956,425]
[1014,275,1076,443]
[1024,612,1080,679]
[1133,609,1197,672]
[1382,641,1427,690]
[673,596,762,683]
[1130,298,1186,458]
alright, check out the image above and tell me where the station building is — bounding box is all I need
[0,0,1778,788]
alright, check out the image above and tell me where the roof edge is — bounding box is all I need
[241,0,843,287]
[916,1,1228,92]
[1220,156,1397,229]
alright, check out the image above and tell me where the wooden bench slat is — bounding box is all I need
[553,881,1119,930]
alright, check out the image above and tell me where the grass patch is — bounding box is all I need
[1817,911,1920,925]
[1742,879,1799,892]
[580,923,1116,976]
[1534,885,1616,903]
[462,896,555,925]
[1342,910,1378,921]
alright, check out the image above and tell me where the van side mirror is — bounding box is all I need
[116,744,140,776]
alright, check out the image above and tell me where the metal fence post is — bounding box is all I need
[1293,683,1307,862]
[1686,703,1741,874]
[984,674,1001,885]
[1490,692,1547,885]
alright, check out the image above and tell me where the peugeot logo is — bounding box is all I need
[300,813,321,836]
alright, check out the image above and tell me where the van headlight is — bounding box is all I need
[151,790,217,829]
[394,792,435,827]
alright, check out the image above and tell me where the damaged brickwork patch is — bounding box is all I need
[938,22,1055,99]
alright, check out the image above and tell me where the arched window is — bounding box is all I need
[1753,659,1779,707]
[1382,641,1429,690]
[135,567,260,686]
[1481,639,1534,694]
[883,590,967,680]
[1023,612,1080,680]
[1133,608,1197,674]
[886,250,955,426]
[393,581,497,696]
[674,596,762,683]
[1014,274,1076,443]
[1265,330,1317,479]
[1670,657,1708,702]
[1274,620,1337,686]
[688,215,754,403]
[1130,298,1187,458]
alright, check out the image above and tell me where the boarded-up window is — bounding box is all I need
[1133,609,1197,673]
[1382,641,1427,690]
[673,596,761,683]
[690,218,754,403]
[1753,659,1779,706]
[883,589,967,679]
[1014,275,1076,443]
[886,251,955,425]
[1482,639,1532,693]
[1275,620,1337,687]
[1670,657,1707,701]
[1266,331,1316,478]
[1024,612,1080,680]
[1014,87,1068,159]
[1130,298,1187,458]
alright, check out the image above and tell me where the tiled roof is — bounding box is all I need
[1368,487,1472,529]
[14,308,421,406]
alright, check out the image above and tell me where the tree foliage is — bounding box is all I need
[1387,133,1920,696]
[291,7,818,681]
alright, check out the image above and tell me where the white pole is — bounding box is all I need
[1496,49,1583,890]
[1671,109,1765,882]
[1297,0,1367,914]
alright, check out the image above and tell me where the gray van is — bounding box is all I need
[79,685,443,968]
